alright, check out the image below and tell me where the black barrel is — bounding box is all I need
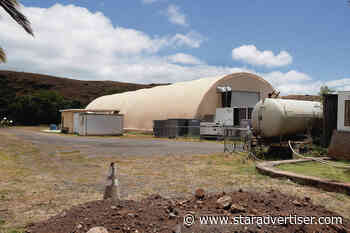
[187,119,200,137]
[166,119,188,138]
[153,120,167,137]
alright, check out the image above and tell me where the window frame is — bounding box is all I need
[344,100,350,127]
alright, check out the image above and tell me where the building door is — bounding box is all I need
[73,113,80,134]
[231,91,260,108]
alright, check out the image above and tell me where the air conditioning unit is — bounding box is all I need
[200,122,224,139]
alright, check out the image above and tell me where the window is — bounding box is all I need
[248,108,253,119]
[345,100,350,127]
[239,108,247,121]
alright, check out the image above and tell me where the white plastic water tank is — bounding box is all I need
[251,98,322,138]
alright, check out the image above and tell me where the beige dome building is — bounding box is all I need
[86,72,275,131]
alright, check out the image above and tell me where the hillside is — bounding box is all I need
[281,95,321,102]
[0,70,167,106]
[0,70,169,125]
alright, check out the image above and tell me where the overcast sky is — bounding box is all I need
[0,0,349,94]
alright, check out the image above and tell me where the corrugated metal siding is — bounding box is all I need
[78,114,123,136]
[322,94,338,147]
[231,91,260,107]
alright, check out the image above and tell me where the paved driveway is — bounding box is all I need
[3,128,223,157]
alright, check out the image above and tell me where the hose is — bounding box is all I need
[288,140,350,169]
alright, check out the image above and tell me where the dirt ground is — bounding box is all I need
[1,127,350,232]
[27,190,350,233]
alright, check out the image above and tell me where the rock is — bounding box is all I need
[292,200,303,207]
[179,200,189,206]
[168,199,176,206]
[166,206,174,213]
[195,188,205,199]
[250,208,258,215]
[230,203,245,213]
[216,195,232,210]
[60,211,66,218]
[111,205,117,210]
[152,194,162,200]
[172,208,179,215]
[87,227,109,233]
[169,212,177,219]
[76,224,83,229]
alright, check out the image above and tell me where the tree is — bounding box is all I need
[319,85,335,96]
[0,0,33,62]
[319,85,335,103]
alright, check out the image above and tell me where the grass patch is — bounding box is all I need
[277,161,350,183]
[0,228,25,233]
[196,152,258,178]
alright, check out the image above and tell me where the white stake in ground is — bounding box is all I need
[103,162,120,202]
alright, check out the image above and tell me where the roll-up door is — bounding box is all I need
[231,91,260,107]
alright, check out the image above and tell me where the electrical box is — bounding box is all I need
[215,108,234,126]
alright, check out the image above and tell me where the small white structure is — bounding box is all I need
[337,91,350,132]
[77,113,124,136]
[60,109,123,135]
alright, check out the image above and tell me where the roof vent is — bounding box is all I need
[216,86,232,93]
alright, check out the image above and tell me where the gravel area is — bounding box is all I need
[3,128,223,157]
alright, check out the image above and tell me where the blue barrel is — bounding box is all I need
[50,124,57,130]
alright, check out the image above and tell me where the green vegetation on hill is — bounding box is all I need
[0,70,168,125]
[8,90,82,125]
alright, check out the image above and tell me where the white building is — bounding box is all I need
[337,91,350,132]
[86,72,275,131]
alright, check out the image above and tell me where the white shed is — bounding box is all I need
[60,109,123,135]
[77,113,124,136]
[337,91,350,132]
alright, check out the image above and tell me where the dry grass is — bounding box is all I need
[0,128,350,232]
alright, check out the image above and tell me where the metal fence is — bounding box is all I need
[153,119,200,138]
[223,126,251,153]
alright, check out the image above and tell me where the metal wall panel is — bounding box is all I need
[230,91,260,107]
[78,114,123,136]
[73,113,80,134]
[337,92,350,132]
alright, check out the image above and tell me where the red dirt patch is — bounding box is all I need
[26,190,349,233]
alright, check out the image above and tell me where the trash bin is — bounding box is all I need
[50,124,57,130]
